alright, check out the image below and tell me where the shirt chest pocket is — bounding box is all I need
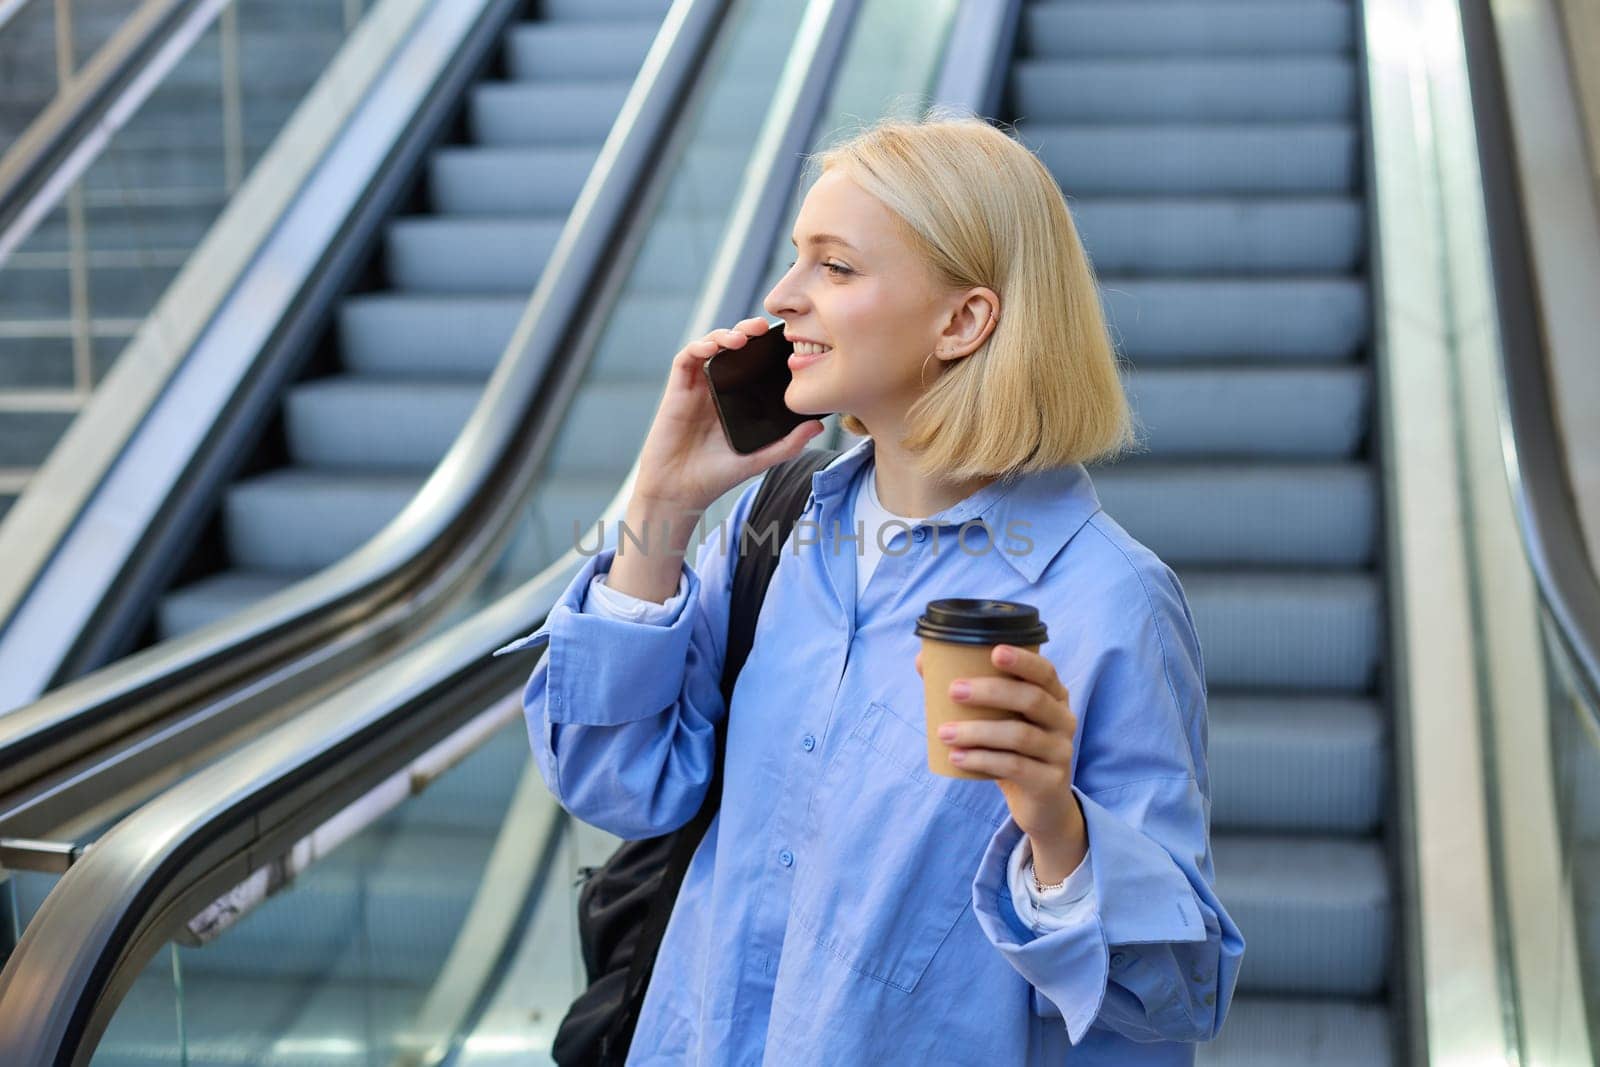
[790,700,1009,994]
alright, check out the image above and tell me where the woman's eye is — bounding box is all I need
[782,258,850,276]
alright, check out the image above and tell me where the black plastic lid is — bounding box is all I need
[914,598,1048,647]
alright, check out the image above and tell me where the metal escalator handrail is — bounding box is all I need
[0,0,734,840]
[1458,0,1600,709]
[0,0,223,265]
[0,0,869,1056]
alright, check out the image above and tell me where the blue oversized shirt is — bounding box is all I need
[495,435,1244,1064]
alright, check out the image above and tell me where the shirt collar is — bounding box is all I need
[809,436,1102,584]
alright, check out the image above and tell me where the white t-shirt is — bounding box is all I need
[584,458,1095,928]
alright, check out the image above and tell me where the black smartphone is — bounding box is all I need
[702,323,828,455]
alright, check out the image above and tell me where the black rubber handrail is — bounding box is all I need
[1458,0,1600,710]
[0,0,735,841]
[0,0,872,1057]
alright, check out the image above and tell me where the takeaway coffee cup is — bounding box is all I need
[915,598,1050,779]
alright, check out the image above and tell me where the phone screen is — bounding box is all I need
[702,324,829,455]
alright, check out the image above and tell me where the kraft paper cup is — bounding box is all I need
[915,599,1049,780]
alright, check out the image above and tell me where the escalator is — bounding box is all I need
[1001,2,1393,1060]
[0,0,678,688]
[13,0,1600,1064]
[155,0,671,638]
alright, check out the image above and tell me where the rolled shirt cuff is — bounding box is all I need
[585,571,689,622]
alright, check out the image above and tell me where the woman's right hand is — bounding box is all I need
[633,316,826,513]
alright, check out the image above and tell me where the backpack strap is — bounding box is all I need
[602,446,844,1061]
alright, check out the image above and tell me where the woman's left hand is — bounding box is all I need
[915,644,1084,854]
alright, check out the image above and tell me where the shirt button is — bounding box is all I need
[779,849,794,867]
[1110,952,1128,968]
[913,527,928,543]
[801,734,815,752]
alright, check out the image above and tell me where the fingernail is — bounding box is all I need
[937,725,956,741]
[950,682,970,700]
[995,646,1014,665]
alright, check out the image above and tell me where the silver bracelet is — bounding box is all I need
[1030,862,1066,893]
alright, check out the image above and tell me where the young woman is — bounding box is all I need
[496,111,1243,1064]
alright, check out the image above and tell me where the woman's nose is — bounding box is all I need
[763,269,804,319]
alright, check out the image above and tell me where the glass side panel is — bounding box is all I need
[89,715,542,1066]
[1546,616,1600,1054]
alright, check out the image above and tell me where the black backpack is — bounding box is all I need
[552,446,844,1066]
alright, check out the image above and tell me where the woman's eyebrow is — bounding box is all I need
[790,232,860,253]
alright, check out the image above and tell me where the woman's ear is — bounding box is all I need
[934,287,1001,365]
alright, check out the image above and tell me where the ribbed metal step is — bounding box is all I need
[1022,2,1356,59]
[1013,58,1357,122]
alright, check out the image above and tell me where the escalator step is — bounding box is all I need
[588,293,692,382]
[544,380,665,478]
[505,21,659,82]
[284,378,483,472]
[1209,695,1385,834]
[1022,122,1360,194]
[1198,996,1392,1067]
[338,295,525,379]
[427,145,600,215]
[1100,278,1370,362]
[222,470,426,575]
[1023,2,1355,58]
[1179,570,1382,692]
[1072,197,1365,275]
[1213,835,1391,997]
[541,0,674,19]
[383,217,563,294]
[469,81,632,146]
[1014,58,1357,122]
[1121,365,1370,460]
[157,572,300,640]
[1093,463,1377,567]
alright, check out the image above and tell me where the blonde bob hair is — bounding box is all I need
[803,106,1139,483]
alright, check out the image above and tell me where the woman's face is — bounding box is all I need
[762,170,956,438]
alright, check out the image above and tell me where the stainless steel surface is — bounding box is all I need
[0,836,80,874]
[1363,0,1513,1061]
[1473,0,1600,703]
[927,0,1021,120]
[1459,0,1600,1058]
[1489,0,1600,587]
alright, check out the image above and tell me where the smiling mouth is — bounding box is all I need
[788,348,830,370]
